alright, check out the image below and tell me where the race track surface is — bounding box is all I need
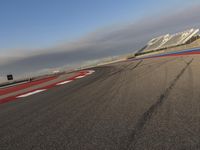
[0,54,200,150]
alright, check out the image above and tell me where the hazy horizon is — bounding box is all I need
[1,0,200,82]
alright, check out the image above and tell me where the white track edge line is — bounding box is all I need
[56,80,73,85]
[17,89,47,98]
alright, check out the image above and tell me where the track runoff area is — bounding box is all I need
[1,47,200,104]
[1,47,200,149]
[1,47,200,105]
[0,70,95,104]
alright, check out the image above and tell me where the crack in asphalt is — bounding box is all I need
[106,60,143,78]
[125,58,194,150]
[128,60,143,70]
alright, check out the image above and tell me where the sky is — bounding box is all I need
[0,0,200,80]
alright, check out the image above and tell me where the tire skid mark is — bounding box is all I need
[100,60,143,82]
[127,60,143,71]
[133,57,178,81]
[125,58,194,150]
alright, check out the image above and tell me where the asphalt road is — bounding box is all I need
[0,55,200,150]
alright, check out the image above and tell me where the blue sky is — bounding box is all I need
[1,0,200,80]
[0,0,198,50]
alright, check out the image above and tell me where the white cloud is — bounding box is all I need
[0,4,200,77]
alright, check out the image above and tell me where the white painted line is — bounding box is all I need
[89,70,95,73]
[75,75,85,79]
[86,70,95,75]
[86,72,93,75]
[17,89,46,98]
[56,80,72,85]
[86,73,92,75]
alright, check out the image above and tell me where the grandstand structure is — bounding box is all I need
[142,28,199,52]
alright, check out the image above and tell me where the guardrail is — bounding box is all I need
[0,79,29,89]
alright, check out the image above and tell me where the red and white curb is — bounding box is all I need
[16,89,47,98]
[55,70,95,86]
[0,70,95,104]
[56,80,73,86]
